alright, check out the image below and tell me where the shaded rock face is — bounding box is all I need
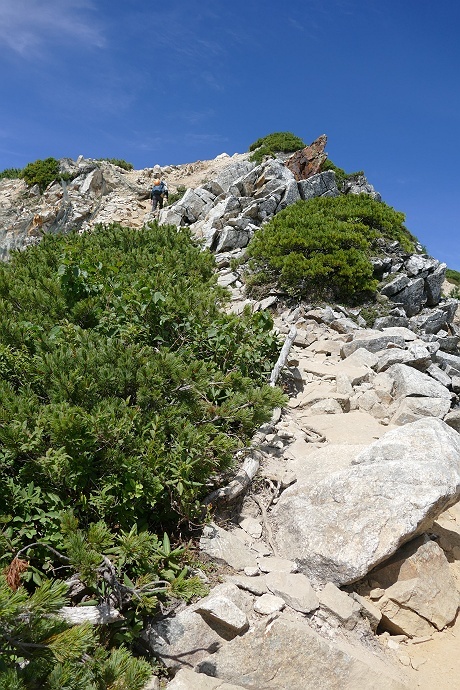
[271,419,460,586]
[370,536,460,637]
[285,134,328,181]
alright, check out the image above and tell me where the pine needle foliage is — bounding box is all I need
[0,575,152,690]
[248,131,305,163]
[244,195,416,301]
[0,221,284,674]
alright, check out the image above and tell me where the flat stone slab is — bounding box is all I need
[298,410,391,445]
[166,669,247,690]
[197,617,407,689]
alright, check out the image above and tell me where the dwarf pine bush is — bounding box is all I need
[21,157,60,192]
[0,221,285,684]
[249,131,305,163]
[244,195,416,301]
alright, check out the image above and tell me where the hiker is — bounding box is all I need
[150,177,165,212]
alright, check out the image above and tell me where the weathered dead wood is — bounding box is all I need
[203,327,297,506]
[58,603,123,625]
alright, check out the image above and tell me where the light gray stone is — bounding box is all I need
[225,574,268,596]
[272,419,460,585]
[166,669,247,690]
[253,593,285,614]
[197,617,407,689]
[200,523,257,570]
[297,171,339,201]
[386,363,451,399]
[426,363,452,388]
[319,582,361,628]
[257,557,297,574]
[265,571,319,613]
[409,309,448,334]
[424,263,446,306]
[372,536,460,636]
[341,333,406,358]
[390,397,451,425]
[195,596,249,633]
[351,592,382,631]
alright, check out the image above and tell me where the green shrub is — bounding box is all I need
[168,184,187,205]
[0,220,286,679]
[0,168,22,181]
[0,575,152,690]
[446,268,460,287]
[21,157,60,192]
[244,195,416,301]
[99,158,134,171]
[249,131,305,163]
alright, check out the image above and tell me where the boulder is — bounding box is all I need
[424,263,446,306]
[390,278,426,316]
[341,333,406,358]
[318,582,361,629]
[195,596,249,634]
[144,583,253,671]
[272,419,460,585]
[297,171,339,201]
[215,160,255,193]
[409,308,448,334]
[386,363,451,400]
[389,397,451,425]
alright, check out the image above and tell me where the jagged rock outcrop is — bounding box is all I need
[285,134,328,181]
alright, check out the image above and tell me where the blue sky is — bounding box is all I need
[1,0,459,268]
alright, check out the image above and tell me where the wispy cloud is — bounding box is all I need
[0,0,105,57]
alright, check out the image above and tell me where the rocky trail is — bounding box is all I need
[2,141,460,688]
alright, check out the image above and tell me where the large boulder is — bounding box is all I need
[298,171,339,201]
[271,419,460,585]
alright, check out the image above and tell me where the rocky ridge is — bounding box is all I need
[2,139,460,689]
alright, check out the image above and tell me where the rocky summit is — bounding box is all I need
[2,138,460,689]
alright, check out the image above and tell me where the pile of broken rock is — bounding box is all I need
[143,300,460,689]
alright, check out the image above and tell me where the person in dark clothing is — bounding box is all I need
[150,177,165,212]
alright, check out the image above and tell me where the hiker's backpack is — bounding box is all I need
[152,179,164,194]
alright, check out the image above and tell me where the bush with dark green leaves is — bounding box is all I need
[244,194,416,301]
[249,131,305,163]
[21,157,60,192]
[0,221,285,685]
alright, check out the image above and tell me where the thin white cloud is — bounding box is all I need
[0,0,105,57]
